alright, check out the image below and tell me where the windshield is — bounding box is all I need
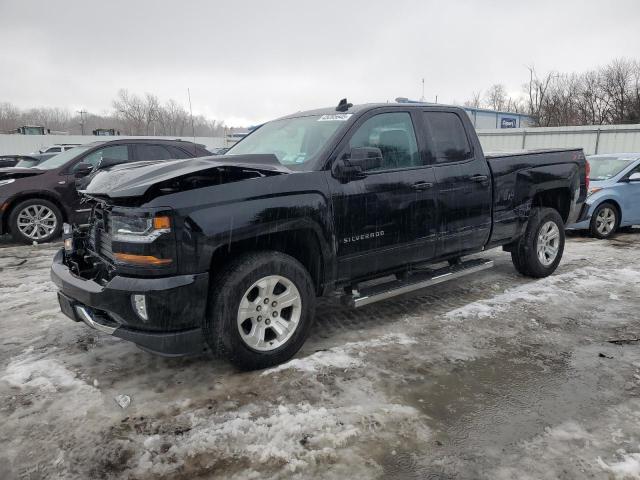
[15,157,40,168]
[588,156,637,181]
[34,145,94,170]
[226,114,349,167]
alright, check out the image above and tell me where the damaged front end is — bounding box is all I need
[51,199,209,356]
[52,154,292,356]
[82,154,289,202]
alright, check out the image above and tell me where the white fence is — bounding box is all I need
[477,124,640,155]
[0,134,225,155]
[3,124,640,158]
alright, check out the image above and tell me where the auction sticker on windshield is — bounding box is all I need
[318,114,353,121]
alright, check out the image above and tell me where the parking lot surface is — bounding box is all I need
[1,231,640,479]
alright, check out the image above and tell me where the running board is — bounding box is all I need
[342,259,494,308]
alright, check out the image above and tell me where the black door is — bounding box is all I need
[328,110,438,282]
[421,110,492,257]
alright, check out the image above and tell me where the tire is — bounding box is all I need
[9,198,63,244]
[511,207,565,278]
[204,251,316,370]
[589,202,619,239]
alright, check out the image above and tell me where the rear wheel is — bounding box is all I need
[204,251,316,370]
[511,207,565,278]
[589,202,619,239]
[9,199,62,244]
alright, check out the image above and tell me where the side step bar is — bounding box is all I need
[342,259,494,308]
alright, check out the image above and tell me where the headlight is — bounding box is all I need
[587,187,603,197]
[111,214,171,243]
[0,179,15,187]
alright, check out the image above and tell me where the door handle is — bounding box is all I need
[411,181,434,191]
[470,175,489,183]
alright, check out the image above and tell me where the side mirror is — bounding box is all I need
[332,147,383,181]
[629,172,640,182]
[73,162,93,177]
[97,157,126,169]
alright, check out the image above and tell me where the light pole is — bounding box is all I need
[77,109,87,135]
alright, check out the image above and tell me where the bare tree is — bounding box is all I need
[143,93,160,135]
[601,58,636,123]
[525,67,557,126]
[484,84,508,111]
[0,102,20,132]
[463,91,482,108]
[112,89,146,134]
[576,70,610,125]
[157,99,189,136]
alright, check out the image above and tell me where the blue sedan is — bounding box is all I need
[568,153,640,238]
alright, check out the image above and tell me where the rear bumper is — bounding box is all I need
[51,249,209,356]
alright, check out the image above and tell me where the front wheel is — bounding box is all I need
[511,207,565,278]
[589,202,619,239]
[204,251,316,370]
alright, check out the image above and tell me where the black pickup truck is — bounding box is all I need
[51,101,588,369]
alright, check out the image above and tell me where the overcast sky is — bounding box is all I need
[1,0,639,126]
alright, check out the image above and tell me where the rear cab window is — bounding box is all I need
[422,112,473,164]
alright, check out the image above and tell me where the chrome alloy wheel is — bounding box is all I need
[237,275,302,351]
[536,221,560,266]
[595,207,616,236]
[17,204,58,240]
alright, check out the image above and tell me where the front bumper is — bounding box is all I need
[567,201,593,230]
[51,249,209,356]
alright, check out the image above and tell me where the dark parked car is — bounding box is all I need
[0,139,211,243]
[52,101,587,369]
[0,153,56,169]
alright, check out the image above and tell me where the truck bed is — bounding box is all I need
[485,148,587,247]
[485,148,581,159]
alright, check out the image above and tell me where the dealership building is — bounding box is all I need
[395,97,533,129]
[462,106,533,129]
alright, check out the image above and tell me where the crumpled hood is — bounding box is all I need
[82,154,291,198]
[0,167,47,180]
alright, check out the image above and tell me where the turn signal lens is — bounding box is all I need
[114,253,172,266]
[153,216,171,230]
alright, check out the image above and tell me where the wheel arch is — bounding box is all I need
[208,227,331,296]
[592,198,622,221]
[531,187,572,223]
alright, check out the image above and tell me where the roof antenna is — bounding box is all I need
[187,88,196,154]
[335,98,352,112]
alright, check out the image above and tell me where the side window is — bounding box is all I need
[74,145,129,171]
[348,112,420,171]
[135,144,174,161]
[423,112,472,164]
[166,145,192,159]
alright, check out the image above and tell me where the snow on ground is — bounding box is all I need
[1,231,640,479]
